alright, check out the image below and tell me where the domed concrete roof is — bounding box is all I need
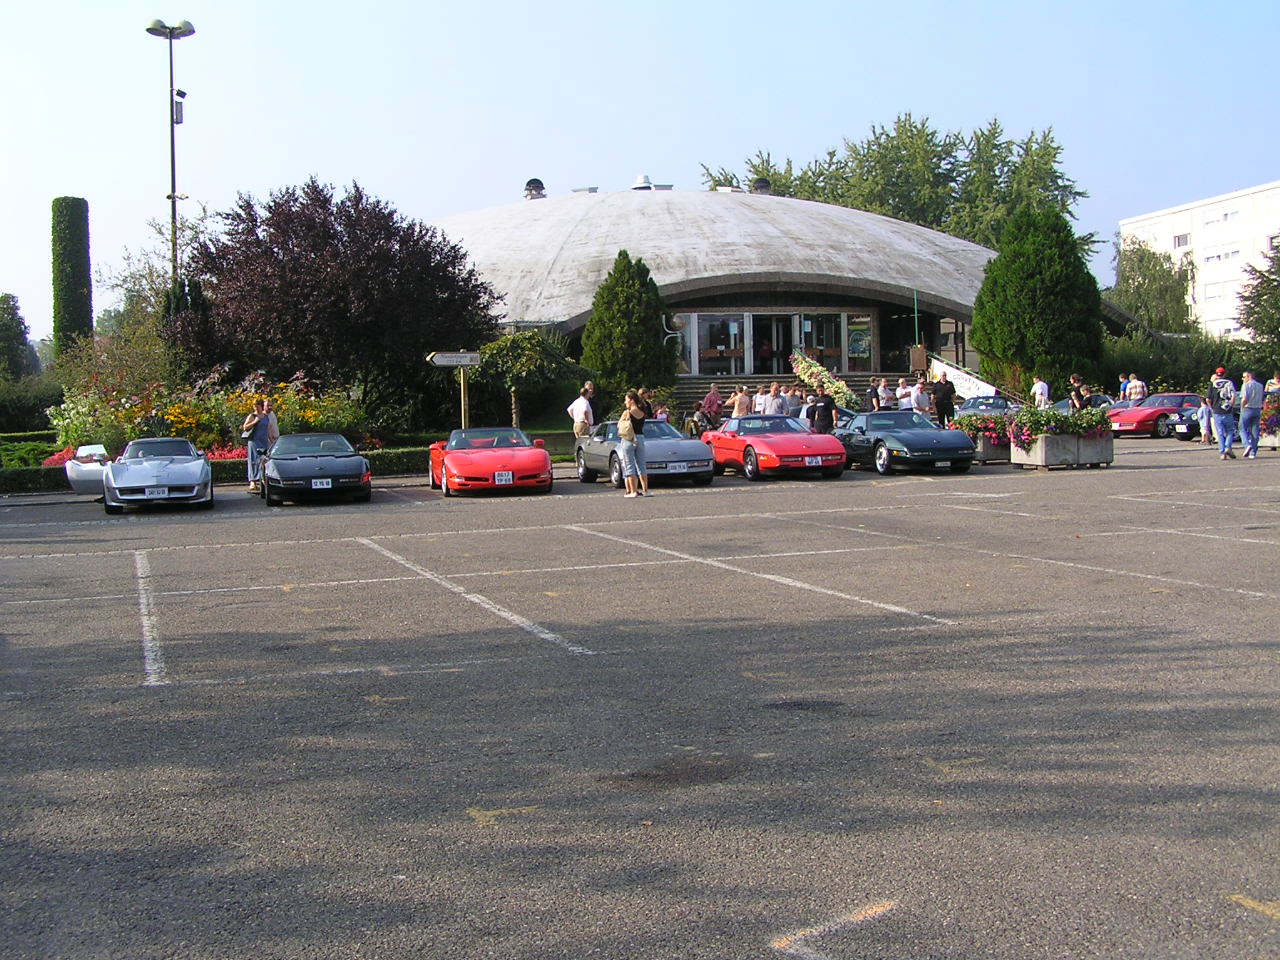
[432,189,997,330]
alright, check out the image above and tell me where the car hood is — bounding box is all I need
[743,432,844,452]
[107,456,207,485]
[1108,407,1163,423]
[880,428,975,451]
[443,447,548,468]
[640,438,712,458]
[271,453,368,476]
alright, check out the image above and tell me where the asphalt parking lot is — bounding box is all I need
[3,439,1278,959]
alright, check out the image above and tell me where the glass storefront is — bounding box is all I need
[676,309,883,377]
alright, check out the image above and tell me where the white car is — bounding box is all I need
[65,437,214,514]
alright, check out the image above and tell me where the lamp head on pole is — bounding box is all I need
[145,19,195,39]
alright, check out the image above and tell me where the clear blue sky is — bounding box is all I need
[2,0,1276,343]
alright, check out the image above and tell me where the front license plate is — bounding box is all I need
[311,478,332,489]
[495,471,514,485]
[936,461,950,468]
[667,461,688,473]
[1111,423,1121,431]
[804,455,822,466]
[1175,424,1188,432]
[144,487,169,499]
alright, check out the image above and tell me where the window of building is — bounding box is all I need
[1203,253,1221,264]
[1269,234,1279,251]
[1173,233,1190,248]
[1205,282,1224,300]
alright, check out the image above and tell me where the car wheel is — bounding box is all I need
[873,442,892,475]
[355,488,372,503]
[442,465,454,497]
[104,501,124,515]
[949,459,973,473]
[743,447,764,481]
[1154,414,1172,439]
[609,455,624,489]
[540,476,554,494]
[428,463,438,490]
[265,484,283,506]
[712,460,725,476]
[198,492,215,510]
[576,451,598,483]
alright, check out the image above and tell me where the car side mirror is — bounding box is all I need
[723,431,737,439]
[534,438,545,448]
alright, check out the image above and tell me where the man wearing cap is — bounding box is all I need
[1209,367,1238,460]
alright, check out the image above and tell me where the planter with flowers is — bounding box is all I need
[1007,407,1114,469]
[951,413,1011,463]
[1261,395,1280,450]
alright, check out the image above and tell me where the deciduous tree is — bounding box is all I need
[1103,235,1196,334]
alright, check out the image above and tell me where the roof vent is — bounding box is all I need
[523,178,546,200]
[631,174,673,191]
[714,185,745,193]
[750,177,772,195]
[572,186,599,194]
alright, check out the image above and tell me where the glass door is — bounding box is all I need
[751,314,793,376]
[801,313,843,372]
[696,314,744,376]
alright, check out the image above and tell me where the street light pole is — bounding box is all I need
[145,19,195,299]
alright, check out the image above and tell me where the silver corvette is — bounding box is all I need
[65,437,214,514]
[574,419,715,487]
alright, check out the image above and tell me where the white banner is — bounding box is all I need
[928,356,998,400]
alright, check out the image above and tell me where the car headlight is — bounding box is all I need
[884,438,908,452]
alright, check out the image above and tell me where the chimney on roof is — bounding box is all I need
[523,178,546,200]
[750,177,772,195]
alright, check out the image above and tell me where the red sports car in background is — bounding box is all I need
[429,427,553,495]
[1106,393,1202,438]
[701,415,846,480]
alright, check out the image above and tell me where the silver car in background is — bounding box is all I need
[575,419,715,487]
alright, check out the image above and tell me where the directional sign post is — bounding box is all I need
[427,351,482,428]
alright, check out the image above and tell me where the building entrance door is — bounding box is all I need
[752,314,793,376]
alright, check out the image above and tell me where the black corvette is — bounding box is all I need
[835,410,976,475]
[261,433,371,505]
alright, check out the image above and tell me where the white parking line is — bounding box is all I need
[356,538,595,656]
[133,551,168,686]
[567,525,957,625]
[1111,495,1280,516]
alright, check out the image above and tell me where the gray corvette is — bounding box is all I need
[65,437,215,514]
[575,419,714,487]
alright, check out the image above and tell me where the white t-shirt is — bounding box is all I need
[1032,380,1051,408]
[567,395,592,425]
[896,386,914,410]
[910,384,929,412]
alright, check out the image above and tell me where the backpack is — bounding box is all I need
[1215,380,1234,414]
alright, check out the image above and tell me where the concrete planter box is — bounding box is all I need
[1262,432,1280,451]
[973,435,1011,464]
[1012,433,1113,469]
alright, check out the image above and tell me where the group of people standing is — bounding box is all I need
[863,373,958,424]
[1206,366,1270,460]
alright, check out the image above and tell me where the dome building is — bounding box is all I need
[432,178,998,379]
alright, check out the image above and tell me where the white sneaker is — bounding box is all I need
[624,492,638,498]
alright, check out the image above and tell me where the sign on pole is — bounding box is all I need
[427,351,482,428]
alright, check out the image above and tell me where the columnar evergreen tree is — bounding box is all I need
[51,197,92,357]
[0,294,30,380]
[579,250,677,401]
[970,204,1103,397]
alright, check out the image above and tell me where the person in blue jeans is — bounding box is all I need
[241,398,272,491]
[1238,370,1265,458]
[1209,368,1238,460]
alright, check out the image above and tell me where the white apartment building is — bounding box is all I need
[1119,180,1280,338]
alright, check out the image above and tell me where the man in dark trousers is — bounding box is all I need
[807,384,838,433]
[932,371,958,425]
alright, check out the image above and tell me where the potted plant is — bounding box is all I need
[951,413,1011,463]
[1261,394,1280,450]
[1007,407,1114,469]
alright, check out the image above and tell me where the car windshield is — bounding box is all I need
[641,421,684,439]
[272,434,355,456]
[446,428,531,450]
[1136,395,1181,407]
[867,412,938,430]
[122,439,197,459]
[962,397,1008,409]
[735,416,811,435]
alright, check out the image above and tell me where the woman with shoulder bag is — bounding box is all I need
[241,398,271,493]
[616,393,642,498]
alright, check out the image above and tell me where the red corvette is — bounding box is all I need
[1107,393,1202,438]
[429,427,553,496]
[701,414,846,480]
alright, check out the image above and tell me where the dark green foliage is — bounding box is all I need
[0,465,75,494]
[702,115,1088,250]
[0,294,30,379]
[1098,331,1239,393]
[51,197,93,357]
[467,330,591,427]
[971,204,1103,396]
[1237,246,1280,372]
[0,440,61,468]
[0,374,61,432]
[580,250,677,401]
[1103,236,1196,333]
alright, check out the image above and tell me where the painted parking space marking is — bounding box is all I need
[944,504,1060,519]
[568,525,957,626]
[133,551,168,686]
[356,538,595,656]
[1230,893,1280,921]
[1112,495,1280,516]
[770,899,898,958]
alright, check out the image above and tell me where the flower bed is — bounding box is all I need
[789,350,859,410]
[1006,407,1113,469]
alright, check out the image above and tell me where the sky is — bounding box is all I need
[2,0,1277,344]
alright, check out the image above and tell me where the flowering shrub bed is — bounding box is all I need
[951,413,1010,446]
[789,350,859,410]
[1262,394,1280,435]
[1006,407,1111,452]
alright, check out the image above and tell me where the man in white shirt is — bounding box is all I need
[762,382,788,416]
[896,378,914,411]
[567,388,593,437]
[752,385,770,414]
[1032,375,1051,409]
[909,378,931,419]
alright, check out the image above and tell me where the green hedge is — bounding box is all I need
[0,430,57,443]
[0,466,72,494]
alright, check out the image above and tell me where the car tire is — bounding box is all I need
[743,447,764,481]
[198,492,215,510]
[821,465,845,479]
[1154,414,1172,439]
[265,484,283,506]
[442,465,454,497]
[104,501,124,515]
[540,476,553,494]
[428,463,438,490]
[712,460,725,476]
[576,451,598,483]
[691,473,713,486]
[949,459,973,473]
[355,489,372,503]
[609,455,624,489]
[873,442,892,475]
